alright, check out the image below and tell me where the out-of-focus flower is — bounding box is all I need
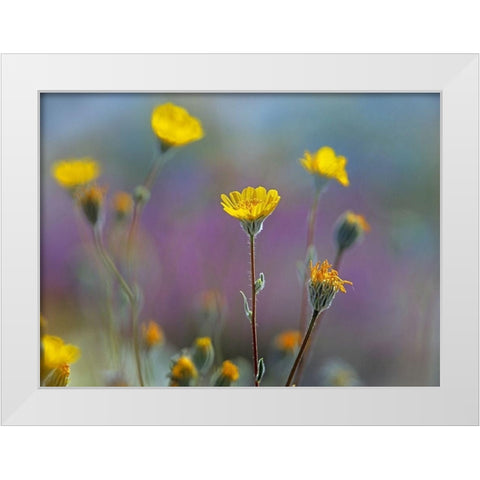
[335,211,370,251]
[198,289,226,318]
[168,355,198,386]
[42,335,81,370]
[141,321,164,348]
[213,360,240,386]
[113,191,134,221]
[308,260,352,313]
[275,330,302,354]
[151,103,204,148]
[42,335,80,387]
[52,157,100,189]
[319,359,362,386]
[300,146,349,189]
[192,337,215,374]
[77,185,106,226]
[220,186,281,237]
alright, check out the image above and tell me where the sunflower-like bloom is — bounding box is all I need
[213,360,240,386]
[77,185,106,226]
[335,211,370,251]
[168,355,198,387]
[151,103,204,148]
[275,330,302,354]
[221,186,281,236]
[300,146,349,188]
[52,157,100,189]
[141,321,164,348]
[308,260,352,313]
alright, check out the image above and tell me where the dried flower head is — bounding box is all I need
[300,146,349,189]
[308,260,352,313]
[151,103,204,148]
[221,186,281,236]
[52,157,100,189]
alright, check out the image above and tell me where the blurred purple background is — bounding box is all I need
[40,93,439,386]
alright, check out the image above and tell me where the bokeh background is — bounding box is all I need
[40,93,440,386]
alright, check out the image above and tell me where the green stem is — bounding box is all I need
[298,189,321,332]
[250,234,260,387]
[293,248,345,385]
[286,309,321,386]
[93,228,144,386]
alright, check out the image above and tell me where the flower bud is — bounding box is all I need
[212,360,240,387]
[274,330,302,355]
[335,211,370,252]
[133,185,151,205]
[141,321,164,349]
[113,191,133,221]
[168,355,198,386]
[77,185,106,226]
[192,337,215,374]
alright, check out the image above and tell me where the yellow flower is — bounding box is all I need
[221,186,281,236]
[113,191,134,220]
[42,335,81,370]
[52,157,100,189]
[335,211,370,251]
[308,260,352,313]
[221,360,239,382]
[142,321,164,348]
[169,355,198,386]
[213,360,240,386]
[300,146,349,187]
[192,337,215,373]
[151,103,204,148]
[275,330,302,354]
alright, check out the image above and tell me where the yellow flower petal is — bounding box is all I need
[52,158,100,189]
[300,146,350,187]
[151,103,204,147]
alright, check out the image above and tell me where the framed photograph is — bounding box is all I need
[1,54,478,425]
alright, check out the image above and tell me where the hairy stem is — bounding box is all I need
[286,309,321,387]
[250,234,260,387]
[298,190,321,332]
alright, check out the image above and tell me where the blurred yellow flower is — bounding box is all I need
[151,103,204,147]
[220,186,281,236]
[221,360,239,382]
[344,212,370,232]
[52,158,100,189]
[42,335,81,370]
[275,330,302,354]
[192,337,215,373]
[142,321,164,348]
[169,356,198,386]
[113,191,134,220]
[300,146,349,187]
